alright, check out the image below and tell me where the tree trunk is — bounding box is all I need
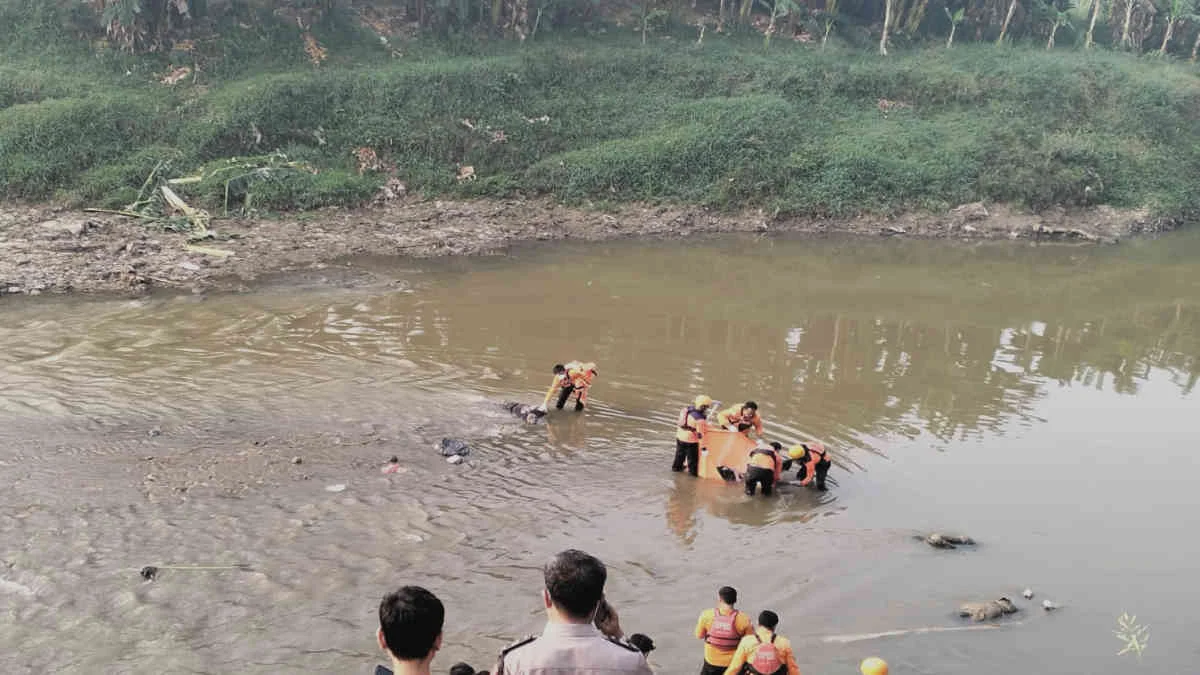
[880,0,893,55]
[904,0,930,34]
[739,0,754,22]
[1160,17,1175,54]
[1085,0,1100,48]
[491,0,502,28]
[997,0,1018,44]
[947,22,956,47]
[824,20,834,48]
[1121,0,1135,48]
[718,0,726,31]
[1048,22,1058,49]
[765,2,778,47]
[1191,27,1200,60]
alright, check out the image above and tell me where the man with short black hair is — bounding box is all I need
[377,585,444,675]
[694,586,753,675]
[494,549,653,674]
[722,610,801,675]
[717,401,764,437]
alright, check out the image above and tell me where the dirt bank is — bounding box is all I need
[0,198,1179,296]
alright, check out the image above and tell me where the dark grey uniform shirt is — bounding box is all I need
[495,622,653,675]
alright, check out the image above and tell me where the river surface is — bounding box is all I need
[2,231,1199,674]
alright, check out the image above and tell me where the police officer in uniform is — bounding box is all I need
[493,549,653,675]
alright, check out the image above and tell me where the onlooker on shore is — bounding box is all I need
[493,549,653,675]
[694,586,753,675]
[376,585,444,675]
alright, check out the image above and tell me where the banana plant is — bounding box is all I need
[944,5,965,47]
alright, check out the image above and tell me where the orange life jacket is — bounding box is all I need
[676,406,705,444]
[704,608,742,651]
[562,361,596,389]
[746,634,785,675]
[748,447,780,472]
[799,442,828,476]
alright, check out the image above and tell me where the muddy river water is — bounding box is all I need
[2,231,1199,674]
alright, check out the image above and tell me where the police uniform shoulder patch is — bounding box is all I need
[500,634,538,656]
[604,635,643,653]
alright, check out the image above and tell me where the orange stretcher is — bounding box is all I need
[697,429,759,481]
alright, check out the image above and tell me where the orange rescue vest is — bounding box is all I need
[705,608,742,651]
[746,634,785,675]
[677,407,704,444]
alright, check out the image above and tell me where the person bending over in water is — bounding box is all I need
[540,362,598,412]
[786,442,831,492]
[744,441,783,497]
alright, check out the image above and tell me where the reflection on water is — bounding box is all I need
[0,231,1198,674]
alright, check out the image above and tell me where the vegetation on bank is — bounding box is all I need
[3,1,1200,221]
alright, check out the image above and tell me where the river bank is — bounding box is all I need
[0,198,1175,296]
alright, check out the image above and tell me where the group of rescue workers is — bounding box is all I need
[675,395,832,496]
[536,361,832,497]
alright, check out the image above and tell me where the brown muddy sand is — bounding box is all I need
[0,198,1177,296]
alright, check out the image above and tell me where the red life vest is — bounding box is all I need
[747,634,785,675]
[705,608,742,651]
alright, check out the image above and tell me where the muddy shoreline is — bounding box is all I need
[0,198,1179,296]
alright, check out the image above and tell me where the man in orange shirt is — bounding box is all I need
[717,402,764,437]
[693,586,753,675]
[722,610,801,675]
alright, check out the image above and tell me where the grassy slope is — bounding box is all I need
[3,17,1200,219]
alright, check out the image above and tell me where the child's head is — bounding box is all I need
[449,663,476,675]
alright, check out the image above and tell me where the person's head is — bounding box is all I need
[628,633,655,655]
[742,401,758,416]
[694,394,713,413]
[758,610,779,631]
[377,586,444,665]
[769,441,783,452]
[717,586,737,606]
[449,664,476,675]
[593,597,622,639]
[553,364,566,375]
[543,549,607,622]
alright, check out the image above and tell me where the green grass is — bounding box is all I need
[3,26,1200,219]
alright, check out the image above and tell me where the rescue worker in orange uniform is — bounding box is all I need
[717,402,764,437]
[674,395,713,477]
[744,441,783,497]
[785,442,831,492]
[694,586,753,675]
[722,610,801,675]
[540,361,598,412]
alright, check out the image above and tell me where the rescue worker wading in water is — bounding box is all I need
[694,586,753,675]
[744,441,783,497]
[540,362,598,412]
[674,395,713,476]
[722,610,801,675]
[785,442,831,492]
[717,402,763,437]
